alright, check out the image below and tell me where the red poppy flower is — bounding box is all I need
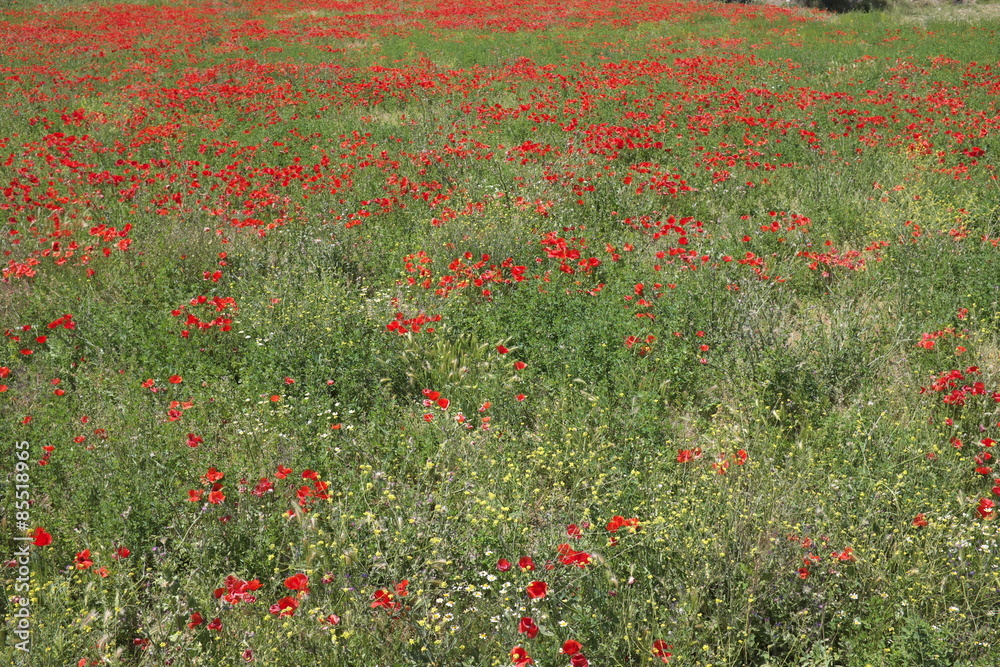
[497,558,512,572]
[516,393,526,401]
[270,596,299,617]
[652,640,673,663]
[31,527,52,547]
[561,639,582,656]
[797,567,809,579]
[208,490,225,505]
[422,389,441,400]
[496,344,510,354]
[606,516,640,533]
[514,361,527,370]
[252,478,274,497]
[518,556,536,571]
[371,589,401,610]
[831,547,856,563]
[168,375,183,384]
[510,646,534,667]
[214,576,261,604]
[113,545,131,560]
[204,467,224,482]
[518,616,538,638]
[187,612,204,628]
[436,397,450,410]
[323,613,341,625]
[276,465,292,479]
[912,513,928,528]
[186,433,203,448]
[396,579,409,597]
[559,548,592,568]
[976,497,996,520]
[207,617,222,632]
[74,549,93,570]
[570,654,590,667]
[566,524,582,539]
[284,573,310,594]
[526,580,548,599]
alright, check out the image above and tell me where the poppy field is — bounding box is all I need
[2,0,1000,664]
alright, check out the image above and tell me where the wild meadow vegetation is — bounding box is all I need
[1,0,999,664]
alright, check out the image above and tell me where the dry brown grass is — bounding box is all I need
[895,0,1000,23]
